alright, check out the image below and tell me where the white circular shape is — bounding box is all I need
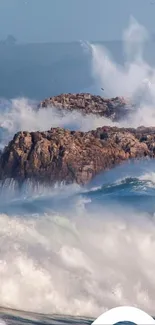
[92,306,155,324]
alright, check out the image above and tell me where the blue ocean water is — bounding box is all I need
[1,20,155,325]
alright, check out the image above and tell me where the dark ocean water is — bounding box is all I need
[1,20,155,325]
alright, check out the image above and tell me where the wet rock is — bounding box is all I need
[0,126,155,185]
[39,93,134,121]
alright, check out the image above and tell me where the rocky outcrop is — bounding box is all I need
[0,126,154,185]
[39,93,134,121]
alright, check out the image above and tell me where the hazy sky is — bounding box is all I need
[0,0,154,42]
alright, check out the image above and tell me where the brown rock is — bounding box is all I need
[39,93,134,121]
[0,126,154,185]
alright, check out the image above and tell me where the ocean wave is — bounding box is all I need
[0,161,154,317]
[0,96,118,149]
[0,201,155,316]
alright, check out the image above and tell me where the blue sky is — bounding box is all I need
[0,0,154,42]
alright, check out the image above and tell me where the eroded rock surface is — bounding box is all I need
[0,126,154,185]
[39,93,134,121]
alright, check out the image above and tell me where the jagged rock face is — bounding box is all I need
[39,93,134,121]
[0,126,154,185]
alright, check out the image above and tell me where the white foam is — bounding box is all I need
[0,178,154,317]
[0,97,118,149]
[88,16,155,128]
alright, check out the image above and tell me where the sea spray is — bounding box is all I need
[0,161,154,316]
[89,17,155,127]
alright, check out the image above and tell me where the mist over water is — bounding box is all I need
[1,17,155,323]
